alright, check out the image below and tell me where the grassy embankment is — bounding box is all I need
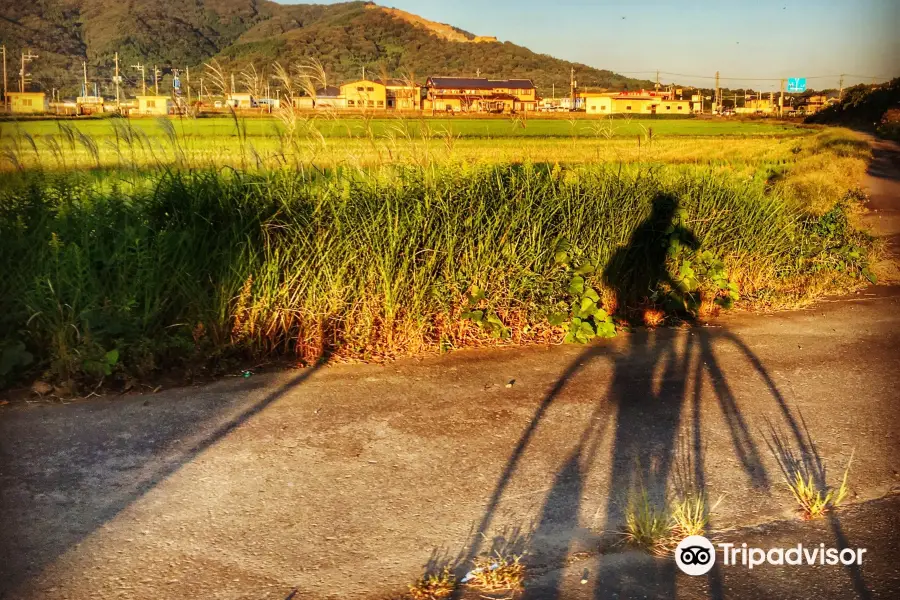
[0,119,876,390]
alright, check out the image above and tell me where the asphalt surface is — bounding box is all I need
[520,494,900,600]
[0,138,898,600]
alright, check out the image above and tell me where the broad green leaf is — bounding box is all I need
[580,297,598,317]
[575,263,596,275]
[579,320,596,339]
[548,312,568,326]
[596,322,617,338]
[568,276,585,296]
[461,310,483,323]
[105,349,120,366]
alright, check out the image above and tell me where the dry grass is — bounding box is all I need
[408,567,456,600]
[774,129,872,215]
[642,308,666,328]
[464,553,526,593]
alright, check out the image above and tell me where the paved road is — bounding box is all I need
[0,139,898,600]
[2,289,898,600]
[520,494,900,600]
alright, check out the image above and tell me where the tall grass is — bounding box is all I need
[0,157,873,387]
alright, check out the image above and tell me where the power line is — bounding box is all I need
[608,69,891,83]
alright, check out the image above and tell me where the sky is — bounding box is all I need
[283,0,899,91]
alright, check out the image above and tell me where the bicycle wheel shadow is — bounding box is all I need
[447,193,871,599]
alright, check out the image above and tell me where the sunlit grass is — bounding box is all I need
[0,119,877,387]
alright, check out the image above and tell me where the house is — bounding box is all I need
[135,95,171,115]
[798,94,830,115]
[583,90,690,115]
[226,93,256,109]
[6,92,47,114]
[295,80,421,111]
[293,86,347,110]
[736,95,776,115]
[382,79,421,110]
[340,79,387,110]
[423,77,538,113]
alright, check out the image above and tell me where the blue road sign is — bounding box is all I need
[787,78,807,93]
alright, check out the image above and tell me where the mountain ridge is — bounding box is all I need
[0,0,656,97]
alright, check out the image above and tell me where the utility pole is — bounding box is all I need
[230,72,235,96]
[20,50,38,93]
[714,71,720,114]
[655,69,660,92]
[186,66,191,108]
[1,45,6,111]
[132,63,146,96]
[779,78,785,117]
[570,67,576,109]
[199,77,204,103]
[153,65,160,95]
[82,60,88,96]
[838,74,844,101]
[114,52,120,109]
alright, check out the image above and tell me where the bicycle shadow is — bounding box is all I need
[447,193,871,599]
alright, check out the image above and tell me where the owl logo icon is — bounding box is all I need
[675,535,716,576]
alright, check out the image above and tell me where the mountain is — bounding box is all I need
[0,0,655,98]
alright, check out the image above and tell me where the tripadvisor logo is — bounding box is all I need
[675,535,716,576]
[675,536,868,575]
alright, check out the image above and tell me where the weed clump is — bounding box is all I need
[408,567,455,600]
[465,553,526,593]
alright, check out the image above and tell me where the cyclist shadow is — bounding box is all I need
[450,193,869,599]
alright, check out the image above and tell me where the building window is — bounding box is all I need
[377,100,384,107]
[367,100,374,107]
[590,106,596,111]
[666,105,671,110]
[626,105,632,110]
[677,106,683,110]
[23,99,33,107]
[147,100,156,108]
[348,100,355,107]
[366,87,374,92]
[601,106,607,110]
[357,87,364,92]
